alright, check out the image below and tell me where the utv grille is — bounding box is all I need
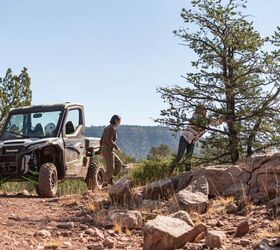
[3,146,22,154]
[0,156,17,174]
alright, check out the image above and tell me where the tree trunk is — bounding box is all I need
[246,117,262,157]
[228,125,239,163]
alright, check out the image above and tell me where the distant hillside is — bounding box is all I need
[85,125,178,160]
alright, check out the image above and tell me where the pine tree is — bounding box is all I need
[157,0,280,164]
[0,68,32,130]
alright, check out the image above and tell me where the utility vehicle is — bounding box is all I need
[0,103,106,197]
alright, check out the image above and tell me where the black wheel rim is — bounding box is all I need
[51,171,57,189]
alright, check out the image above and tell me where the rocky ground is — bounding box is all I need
[2,153,280,249]
[0,188,279,249]
[0,191,142,250]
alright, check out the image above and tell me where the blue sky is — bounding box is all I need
[1,0,279,126]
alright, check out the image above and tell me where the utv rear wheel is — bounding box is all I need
[39,163,58,198]
[85,162,106,191]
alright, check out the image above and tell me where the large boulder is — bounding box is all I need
[109,176,133,206]
[176,177,209,214]
[245,153,280,200]
[143,215,193,250]
[143,178,175,200]
[192,165,249,197]
[171,171,193,192]
[186,176,209,196]
[138,153,280,207]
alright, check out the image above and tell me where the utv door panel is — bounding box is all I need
[63,109,85,176]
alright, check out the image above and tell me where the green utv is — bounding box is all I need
[0,103,106,197]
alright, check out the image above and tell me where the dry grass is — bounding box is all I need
[85,200,96,212]
[206,196,235,215]
[125,228,132,236]
[168,195,180,212]
[152,207,164,215]
[60,196,81,207]
[43,240,61,249]
[92,189,109,198]
[256,220,280,239]
[113,223,122,234]
[244,202,256,214]
[189,211,202,224]
[113,222,133,236]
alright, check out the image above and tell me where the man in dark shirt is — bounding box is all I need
[100,115,123,184]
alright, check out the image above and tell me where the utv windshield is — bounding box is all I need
[1,110,63,140]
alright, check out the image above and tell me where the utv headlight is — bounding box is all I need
[27,142,48,151]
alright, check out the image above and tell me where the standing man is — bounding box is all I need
[100,115,123,185]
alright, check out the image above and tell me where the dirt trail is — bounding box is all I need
[0,192,142,250]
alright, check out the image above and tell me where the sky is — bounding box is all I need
[1,0,280,126]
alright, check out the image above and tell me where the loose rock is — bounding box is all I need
[170,210,194,227]
[85,228,104,239]
[109,176,133,206]
[111,210,143,229]
[143,178,175,200]
[235,220,249,237]
[103,238,114,249]
[205,230,226,249]
[34,229,51,238]
[143,215,193,250]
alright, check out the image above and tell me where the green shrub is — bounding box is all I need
[128,156,172,185]
[147,144,172,160]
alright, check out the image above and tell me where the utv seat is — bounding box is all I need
[65,121,75,134]
[33,123,44,137]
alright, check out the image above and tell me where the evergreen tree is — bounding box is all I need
[157,0,280,164]
[0,68,32,130]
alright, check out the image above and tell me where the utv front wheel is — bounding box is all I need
[85,163,106,191]
[39,163,58,198]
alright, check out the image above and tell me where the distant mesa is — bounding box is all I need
[85,125,178,160]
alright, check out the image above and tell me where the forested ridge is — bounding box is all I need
[85,125,178,159]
